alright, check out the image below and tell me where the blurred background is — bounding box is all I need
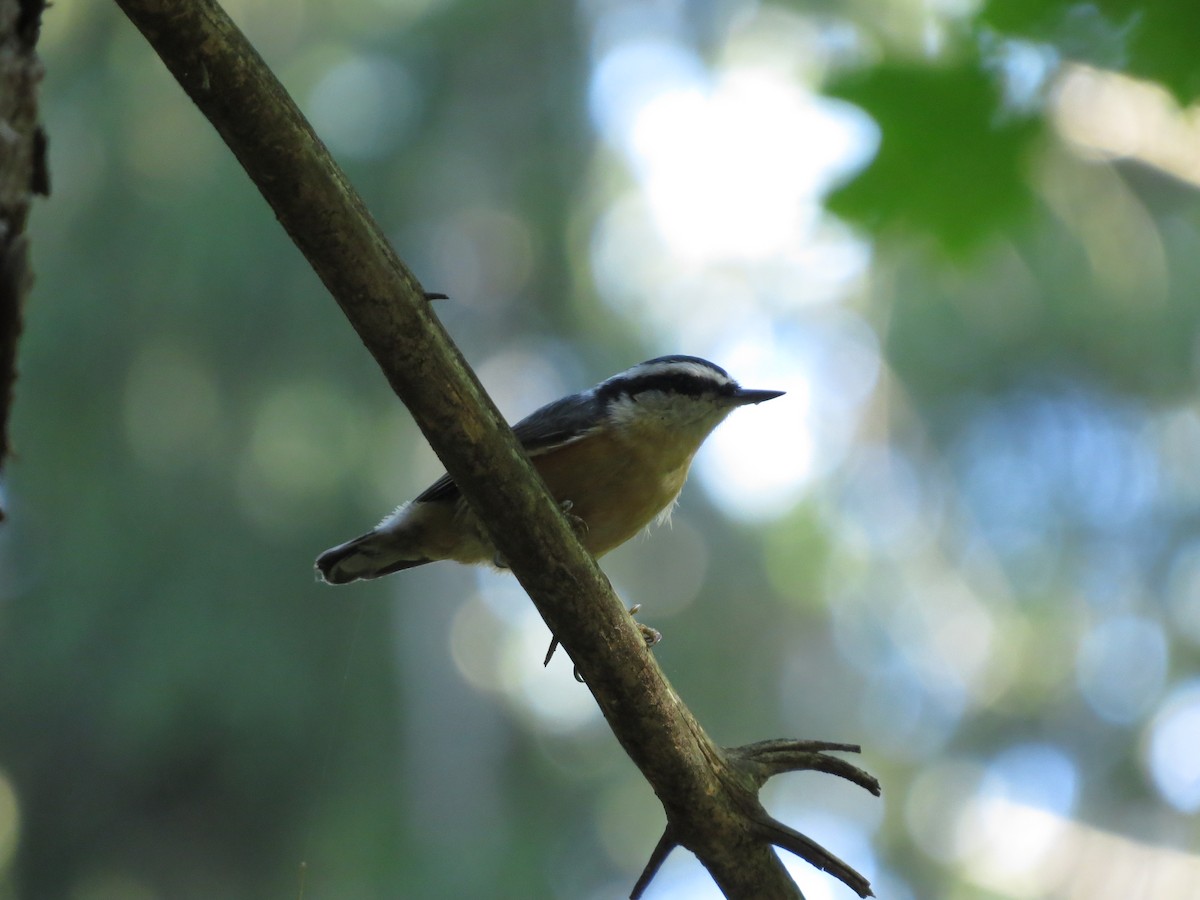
[2,0,1200,897]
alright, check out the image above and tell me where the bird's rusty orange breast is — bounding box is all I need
[532,430,694,557]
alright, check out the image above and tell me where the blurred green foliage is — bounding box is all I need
[826,57,1044,253]
[3,0,1200,898]
[981,0,1200,102]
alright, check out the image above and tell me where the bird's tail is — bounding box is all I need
[315,531,431,584]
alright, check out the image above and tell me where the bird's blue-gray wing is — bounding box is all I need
[413,392,603,503]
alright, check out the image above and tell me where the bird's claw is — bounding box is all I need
[630,604,662,650]
[559,499,589,538]
[544,603,661,683]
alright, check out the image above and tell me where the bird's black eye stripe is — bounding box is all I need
[597,371,736,402]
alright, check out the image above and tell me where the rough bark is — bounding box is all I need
[111,1,879,896]
[0,0,49,520]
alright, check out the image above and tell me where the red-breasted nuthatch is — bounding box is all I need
[315,355,783,584]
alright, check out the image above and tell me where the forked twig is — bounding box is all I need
[631,741,879,899]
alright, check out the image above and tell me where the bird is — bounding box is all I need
[315,355,784,584]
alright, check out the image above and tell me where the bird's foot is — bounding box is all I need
[559,499,589,539]
[544,603,661,683]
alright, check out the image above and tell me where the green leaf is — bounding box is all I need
[1100,1,1200,102]
[982,0,1200,103]
[825,60,1043,255]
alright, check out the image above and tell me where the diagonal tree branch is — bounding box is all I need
[0,0,50,521]
[111,2,878,896]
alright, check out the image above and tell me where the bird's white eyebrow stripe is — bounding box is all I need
[631,360,732,383]
[597,359,736,400]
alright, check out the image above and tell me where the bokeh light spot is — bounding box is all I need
[307,55,418,159]
[1144,680,1200,813]
[125,96,221,190]
[694,322,881,522]
[904,759,985,864]
[628,71,874,261]
[237,382,369,534]
[957,798,1069,895]
[591,34,875,264]
[602,518,708,618]
[1076,614,1167,724]
[497,605,603,735]
[982,743,1078,816]
[0,769,19,876]
[589,39,706,150]
[594,776,663,871]
[1165,537,1200,648]
[448,596,507,694]
[696,362,813,522]
[248,382,368,496]
[428,207,537,307]
[123,342,223,472]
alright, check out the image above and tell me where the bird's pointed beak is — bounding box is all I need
[732,387,785,406]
